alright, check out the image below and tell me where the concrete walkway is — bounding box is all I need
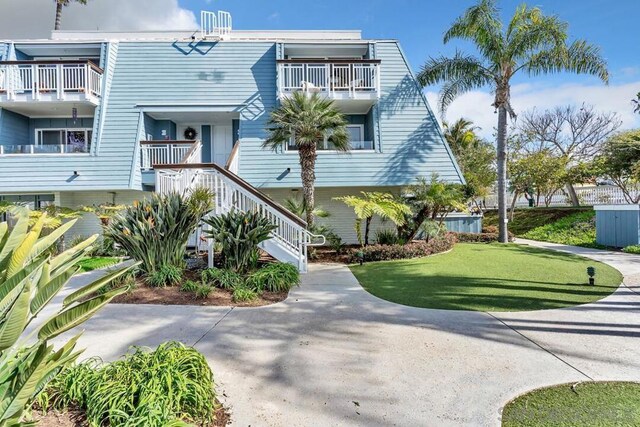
[51,242,640,427]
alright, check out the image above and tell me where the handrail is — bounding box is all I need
[277,59,381,64]
[140,140,196,145]
[156,162,307,228]
[225,141,240,171]
[0,60,103,74]
[180,140,202,164]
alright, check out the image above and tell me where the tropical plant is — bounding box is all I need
[334,192,411,246]
[203,210,277,273]
[232,286,258,302]
[195,284,213,299]
[420,220,448,242]
[105,188,213,274]
[40,341,217,426]
[284,196,330,222]
[375,229,401,245]
[246,262,300,293]
[398,175,467,242]
[325,231,345,254]
[443,118,482,158]
[264,92,349,226]
[598,130,640,203]
[0,208,137,425]
[201,267,243,290]
[180,280,199,293]
[54,0,89,31]
[146,264,182,288]
[418,0,609,242]
[81,203,126,226]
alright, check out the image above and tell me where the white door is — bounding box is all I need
[213,125,233,166]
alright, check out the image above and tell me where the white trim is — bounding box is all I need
[594,204,640,211]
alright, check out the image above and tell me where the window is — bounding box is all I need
[35,128,92,153]
[285,124,374,151]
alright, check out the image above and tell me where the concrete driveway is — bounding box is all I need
[52,241,640,426]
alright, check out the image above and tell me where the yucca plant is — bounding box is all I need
[203,210,277,273]
[105,188,213,274]
[0,207,138,426]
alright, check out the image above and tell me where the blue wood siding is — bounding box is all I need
[0,43,8,61]
[0,109,29,146]
[595,209,640,247]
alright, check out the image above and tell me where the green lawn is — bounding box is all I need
[77,257,121,272]
[350,243,622,311]
[502,382,640,426]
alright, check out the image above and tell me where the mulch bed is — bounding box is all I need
[113,283,287,307]
[309,246,357,264]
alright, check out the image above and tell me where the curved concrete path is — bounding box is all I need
[51,242,640,426]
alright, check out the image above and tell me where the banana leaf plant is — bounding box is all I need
[0,207,139,426]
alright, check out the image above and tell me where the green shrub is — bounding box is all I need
[325,230,345,254]
[522,211,599,248]
[195,284,213,299]
[246,262,300,292]
[105,188,213,274]
[181,280,199,293]
[0,209,137,425]
[349,233,457,262]
[420,220,447,242]
[454,231,514,243]
[77,256,121,272]
[623,245,640,254]
[375,229,400,245]
[201,267,243,289]
[233,286,258,302]
[146,264,183,287]
[203,209,277,273]
[40,342,217,426]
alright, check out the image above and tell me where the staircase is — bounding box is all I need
[154,163,324,273]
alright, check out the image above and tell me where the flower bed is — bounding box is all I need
[348,233,457,263]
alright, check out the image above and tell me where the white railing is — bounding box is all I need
[0,61,102,100]
[225,141,240,174]
[484,185,640,208]
[201,10,232,38]
[0,144,90,155]
[156,165,324,272]
[278,61,380,98]
[140,140,201,170]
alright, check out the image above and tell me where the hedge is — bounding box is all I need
[349,233,457,263]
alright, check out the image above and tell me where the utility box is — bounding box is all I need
[442,213,483,233]
[594,205,640,248]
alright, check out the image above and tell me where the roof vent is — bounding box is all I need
[201,11,233,39]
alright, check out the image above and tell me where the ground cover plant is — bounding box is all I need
[350,243,622,311]
[39,342,224,427]
[521,210,599,248]
[484,208,593,235]
[77,256,121,272]
[501,382,640,426]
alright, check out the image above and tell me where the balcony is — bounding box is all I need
[0,60,103,106]
[140,140,202,170]
[277,59,380,113]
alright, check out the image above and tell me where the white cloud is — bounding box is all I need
[0,0,198,39]
[426,81,640,139]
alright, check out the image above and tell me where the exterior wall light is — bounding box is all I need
[587,266,595,286]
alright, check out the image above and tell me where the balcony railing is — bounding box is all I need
[278,59,381,99]
[140,140,201,170]
[0,60,103,102]
[0,144,90,155]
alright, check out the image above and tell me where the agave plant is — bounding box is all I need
[0,207,138,425]
[105,188,213,274]
[203,210,277,273]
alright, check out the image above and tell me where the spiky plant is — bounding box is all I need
[334,192,411,246]
[418,0,609,243]
[263,92,349,227]
[0,207,138,425]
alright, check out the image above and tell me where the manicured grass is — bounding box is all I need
[485,208,600,248]
[502,382,640,426]
[77,257,121,272]
[350,243,622,311]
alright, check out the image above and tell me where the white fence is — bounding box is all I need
[0,62,102,100]
[200,10,232,38]
[278,61,380,97]
[484,185,639,208]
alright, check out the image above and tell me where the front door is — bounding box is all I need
[213,125,233,166]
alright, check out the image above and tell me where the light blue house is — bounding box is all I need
[0,13,462,251]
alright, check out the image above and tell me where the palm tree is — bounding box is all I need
[443,118,481,158]
[54,0,88,31]
[334,192,411,246]
[418,0,608,243]
[264,92,349,226]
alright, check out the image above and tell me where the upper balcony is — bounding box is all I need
[0,60,103,108]
[277,59,381,114]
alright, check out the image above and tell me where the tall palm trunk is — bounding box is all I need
[299,145,317,227]
[54,2,63,30]
[496,102,509,243]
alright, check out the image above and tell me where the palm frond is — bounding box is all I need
[417,51,494,88]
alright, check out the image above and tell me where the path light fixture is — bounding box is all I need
[356,251,364,265]
[587,266,596,286]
